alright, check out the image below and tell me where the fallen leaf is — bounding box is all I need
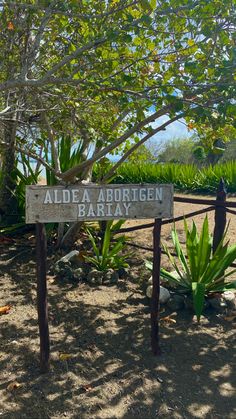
[223,315,236,322]
[7,382,21,391]
[0,305,11,315]
[59,353,72,361]
[82,384,92,392]
[160,315,176,324]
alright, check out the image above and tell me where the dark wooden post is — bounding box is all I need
[151,218,162,356]
[213,178,227,253]
[36,223,50,373]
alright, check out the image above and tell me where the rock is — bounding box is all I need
[73,267,84,280]
[118,267,129,279]
[184,295,210,312]
[146,285,170,304]
[192,315,210,325]
[167,294,185,311]
[54,250,82,273]
[61,250,81,264]
[148,276,152,285]
[103,269,119,284]
[222,291,236,310]
[208,292,236,311]
[208,295,227,311]
[146,285,152,298]
[87,269,104,285]
[184,295,194,311]
[54,260,71,274]
[60,265,74,280]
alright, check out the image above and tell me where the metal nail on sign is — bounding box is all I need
[25,184,173,223]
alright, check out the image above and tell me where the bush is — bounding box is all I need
[108,161,236,194]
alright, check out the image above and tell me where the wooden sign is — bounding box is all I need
[26,184,173,223]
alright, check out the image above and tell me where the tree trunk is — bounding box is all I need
[0,119,18,223]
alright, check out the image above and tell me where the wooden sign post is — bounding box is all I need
[26,183,173,371]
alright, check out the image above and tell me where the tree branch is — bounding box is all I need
[0,1,139,20]
[0,140,59,178]
[36,96,61,174]
[23,2,56,73]
[60,105,172,181]
[103,113,185,181]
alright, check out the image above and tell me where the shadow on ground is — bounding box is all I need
[0,246,235,419]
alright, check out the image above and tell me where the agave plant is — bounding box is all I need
[160,216,236,320]
[84,220,129,272]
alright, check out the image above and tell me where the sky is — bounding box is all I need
[110,116,192,161]
[147,116,192,154]
[23,116,192,170]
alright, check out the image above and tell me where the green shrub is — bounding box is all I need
[160,217,236,320]
[84,220,129,272]
[107,161,236,194]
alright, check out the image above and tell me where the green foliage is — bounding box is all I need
[0,157,40,231]
[127,144,156,164]
[193,146,207,162]
[220,141,236,162]
[193,125,236,158]
[157,137,197,164]
[84,220,129,272]
[45,136,83,185]
[92,158,114,183]
[109,161,236,193]
[145,217,236,320]
[0,0,236,225]
[161,217,236,320]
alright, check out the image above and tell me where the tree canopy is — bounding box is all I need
[0,0,235,184]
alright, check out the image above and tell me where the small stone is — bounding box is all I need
[146,285,170,304]
[167,294,185,311]
[148,276,152,285]
[222,291,236,309]
[208,296,227,311]
[73,267,84,280]
[118,267,129,279]
[61,265,74,280]
[192,315,210,325]
[61,250,81,265]
[54,250,82,273]
[87,269,104,285]
[184,295,194,311]
[103,269,119,284]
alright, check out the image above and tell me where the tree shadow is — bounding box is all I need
[0,247,235,419]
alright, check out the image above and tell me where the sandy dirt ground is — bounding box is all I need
[0,194,235,419]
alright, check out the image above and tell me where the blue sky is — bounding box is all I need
[25,116,192,170]
[147,116,192,153]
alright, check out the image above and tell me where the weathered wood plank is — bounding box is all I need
[26,184,173,223]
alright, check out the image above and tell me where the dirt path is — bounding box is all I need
[0,195,235,419]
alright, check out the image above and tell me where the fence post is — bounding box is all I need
[36,223,50,373]
[213,178,227,253]
[151,218,162,356]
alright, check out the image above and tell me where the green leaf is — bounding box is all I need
[140,0,152,11]
[192,282,205,322]
[87,230,100,259]
[145,259,153,270]
[187,39,195,47]
[101,221,112,259]
[150,0,157,10]
[197,216,212,279]
[172,225,191,278]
